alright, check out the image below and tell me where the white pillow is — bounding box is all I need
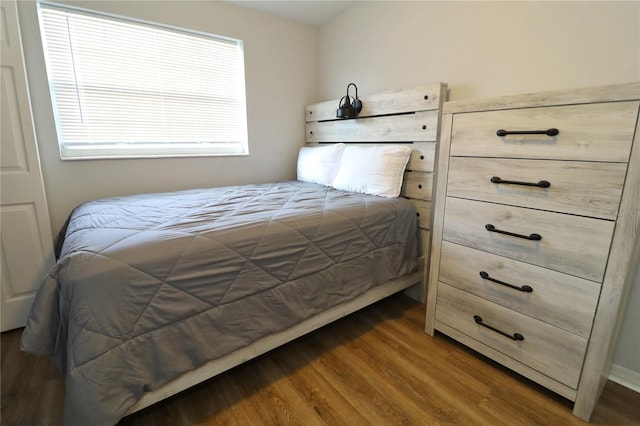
[332,144,412,198]
[296,143,345,186]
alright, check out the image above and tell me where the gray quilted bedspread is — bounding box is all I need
[21,181,418,426]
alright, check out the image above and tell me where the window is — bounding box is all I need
[38,3,248,159]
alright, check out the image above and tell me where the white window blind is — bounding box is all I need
[38,3,248,159]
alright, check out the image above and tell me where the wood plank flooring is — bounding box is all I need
[2,294,639,425]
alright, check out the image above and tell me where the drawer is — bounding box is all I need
[409,199,432,229]
[401,171,433,200]
[442,197,614,282]
[439,241,599,338]
[435,283,588,388]
[407,142,436,172]
[447,157,627,220]
[450,101,638,162]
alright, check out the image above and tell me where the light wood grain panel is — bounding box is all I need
[404,230,430,303]
[401,171,433,201]
[409,199,431,230]
[439,241,599,338]
[305,83,446,122]
[425,112,453,335]
[435,283,588,388]
[307,110,438,143]
[405,229,430,299]
[407,142,436,172]
[443,82,640,114]
[450,101,638,162]
[433,321,577,401]
[442,197,614,282]
[447,157,627,220]
[419,229,430,260]
[573,104,640,421]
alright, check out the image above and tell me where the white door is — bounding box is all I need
[1,0,55,332]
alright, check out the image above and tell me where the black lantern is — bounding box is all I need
[336,83,362,119]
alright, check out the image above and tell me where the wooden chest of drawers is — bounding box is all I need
[425,83,640,421]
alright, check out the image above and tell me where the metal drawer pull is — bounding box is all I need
[485,224,542,241]
[479,271,533,293]
[491,176,551,188]
[474,315,524,341]
[496,128,559,137]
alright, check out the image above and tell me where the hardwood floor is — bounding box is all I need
[2,294,639,425]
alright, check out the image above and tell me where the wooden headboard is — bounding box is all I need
[304,83,448,302]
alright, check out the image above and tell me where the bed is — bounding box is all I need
[20,83,447,426]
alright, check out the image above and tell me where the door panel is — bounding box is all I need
[1,0,54,331]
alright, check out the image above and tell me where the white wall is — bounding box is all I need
[612,260,640,388]
[18,0,317,234]
[318,1,638,100]
[317,1,640,384]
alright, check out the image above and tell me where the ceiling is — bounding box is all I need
[224,1,354,26]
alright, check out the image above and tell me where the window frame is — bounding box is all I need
[37,2,249,160]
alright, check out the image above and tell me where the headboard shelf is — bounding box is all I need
[307,110,439,143]
[306,83,447,121]
[315,110,419,123]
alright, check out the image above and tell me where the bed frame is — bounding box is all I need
[305,83,448,301]
[126,83,447,415]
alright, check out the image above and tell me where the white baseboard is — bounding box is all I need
[609,363,640,393]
